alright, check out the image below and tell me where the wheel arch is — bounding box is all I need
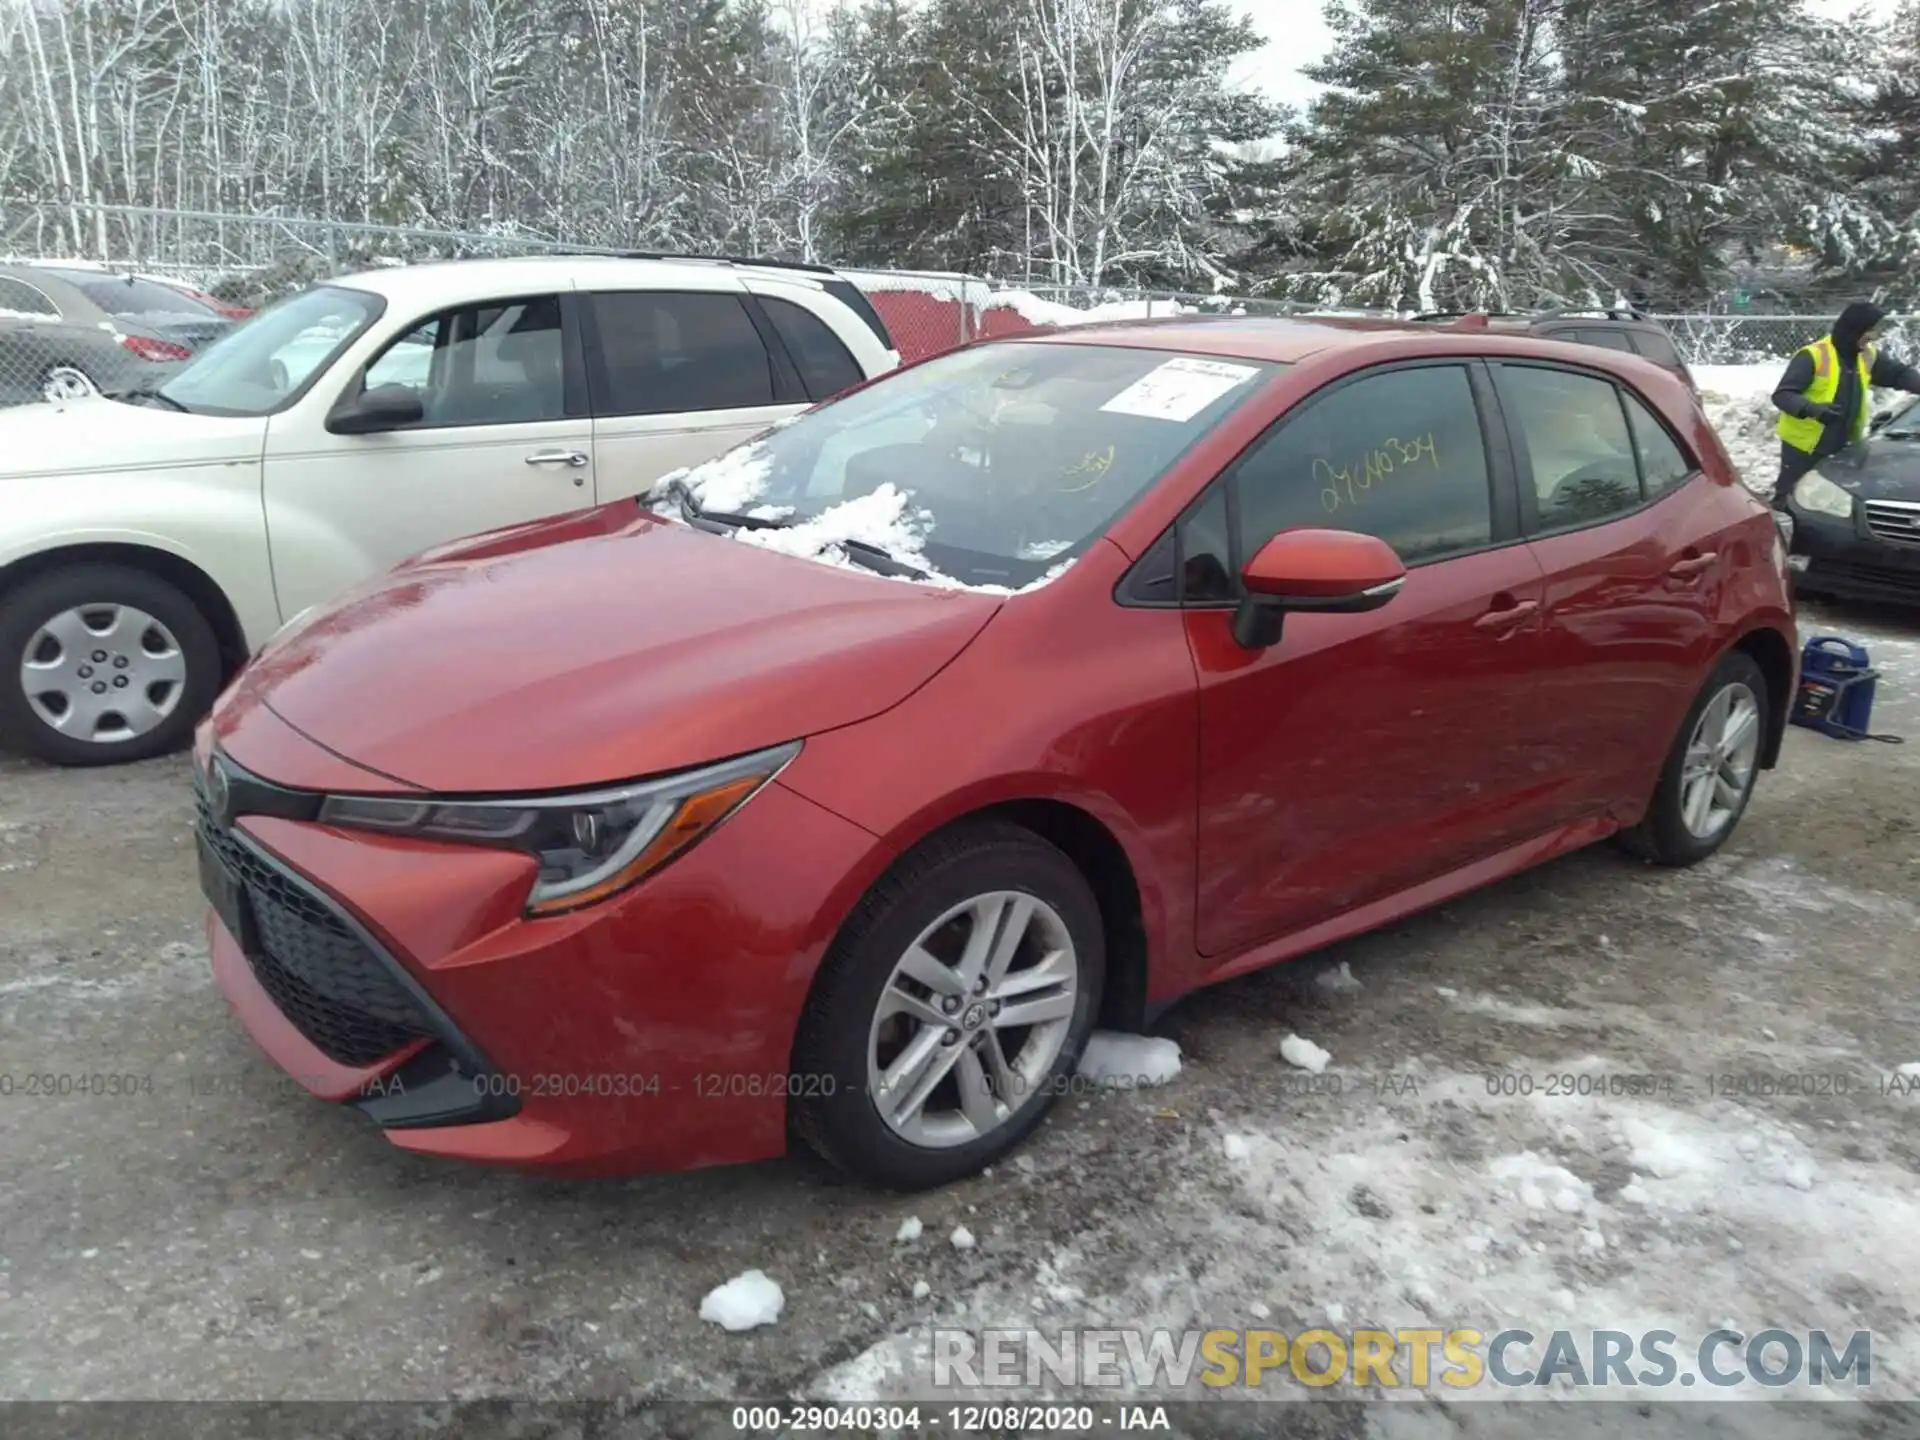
[1731,623,1795,770]
[788,793,1156,1092]
[0,542,251,682]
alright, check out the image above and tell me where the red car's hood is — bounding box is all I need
[245,505,1003,793]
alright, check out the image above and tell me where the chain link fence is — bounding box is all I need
[0,197,1904,407]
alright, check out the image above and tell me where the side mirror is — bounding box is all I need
[1232,529,1407,649]
[327,383,424,435]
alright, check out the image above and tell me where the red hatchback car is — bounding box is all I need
[194,318,1796,1189]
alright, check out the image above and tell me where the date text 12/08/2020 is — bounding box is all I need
[729,1406,1171,1433]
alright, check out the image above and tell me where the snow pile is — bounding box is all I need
[894,1216,923,1244]
[1076,1032,1181,1087]
[651,447,1074,596]
[983,290,1194,326]
[1694,363,1782,497]
[1278,1032,1331,1073]
[1489,1150,1595,1214]
[1315,960,1362,994]
[653,443,776,513]
[949,1226,976,1251]
[698,1270,783,1331]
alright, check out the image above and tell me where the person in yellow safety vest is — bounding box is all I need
[1771,301,1920,504]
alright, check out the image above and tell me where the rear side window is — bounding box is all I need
[1624,392,1695,496]
[1230,363,1494,566]
[1500,365,1640,528]
[588,291,774,416]
[1628,329,1685,369]
[43,270,211,318]
[761,296,864,400]
[1575,327,1634,351]
[822,278,893,349]
[0,276,58,317]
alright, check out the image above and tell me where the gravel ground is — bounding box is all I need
[2,598,1918,1436]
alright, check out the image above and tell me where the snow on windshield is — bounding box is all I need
[648,452,1069,596]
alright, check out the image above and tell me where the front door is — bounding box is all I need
[581,287,805,499]
[261,293,596,619]
[1188,360,1554,957]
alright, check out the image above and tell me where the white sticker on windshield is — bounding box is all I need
[1099,357,1261,422]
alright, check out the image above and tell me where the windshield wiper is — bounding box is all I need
[109,384,189,413]
[648,477,793,531]
[838,538,930,580]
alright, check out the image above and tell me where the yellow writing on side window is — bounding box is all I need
[1314,432,1440,514]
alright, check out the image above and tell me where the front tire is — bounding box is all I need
[1618,650,1769,866]
[791,821,1105,1190]
[0,564,223,766]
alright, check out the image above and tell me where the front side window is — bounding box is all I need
[1230,363,1494,567]
[1501,365,1641,529]
[355,297,567,428]
[0,276,59,318]
[660,342,1279,590]
[157,284,384,416]
[589,291,775,416]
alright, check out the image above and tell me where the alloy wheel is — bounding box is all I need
[19,604,189,744]
[1679,680,1760,840]
[41,366,98,403]
[866,890,1079,1149]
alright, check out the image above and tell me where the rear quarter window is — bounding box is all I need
[1628,329,1686,369]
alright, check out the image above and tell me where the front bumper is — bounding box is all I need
[196,754,883,1177]
[1784,495,1920,606]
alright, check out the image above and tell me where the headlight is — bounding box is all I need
[317,740,800,915]
[1792,469,1855,520]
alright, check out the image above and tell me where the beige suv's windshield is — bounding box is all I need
[158,285,382,417]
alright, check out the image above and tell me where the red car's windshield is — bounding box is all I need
[661,342,1283,591]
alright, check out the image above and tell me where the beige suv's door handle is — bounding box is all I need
[525,449,589,468]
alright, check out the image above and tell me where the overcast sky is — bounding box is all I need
[1228,0,1900,107]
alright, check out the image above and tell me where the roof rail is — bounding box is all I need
[1534,306,1647,322]
[610,250,839,276]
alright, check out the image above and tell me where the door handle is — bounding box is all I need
[1668,551,1718,579]
[1474,598,1539,632]
[526,449,589,486]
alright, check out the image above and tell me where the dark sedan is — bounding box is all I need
[1781,394,1920,607]
[0,263,236,406]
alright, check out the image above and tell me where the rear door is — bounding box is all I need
[1493,360,1723,817]
[581,286,805,499]
[1184,359,1556,957]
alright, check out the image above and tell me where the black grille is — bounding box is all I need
[1862,500,1920,548]
[197,796,433,1066]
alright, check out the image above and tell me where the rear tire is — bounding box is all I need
[40,364,99,403]
[791,821,1105,1190]
[1617,650,1769,867]
[0,564,223,767]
